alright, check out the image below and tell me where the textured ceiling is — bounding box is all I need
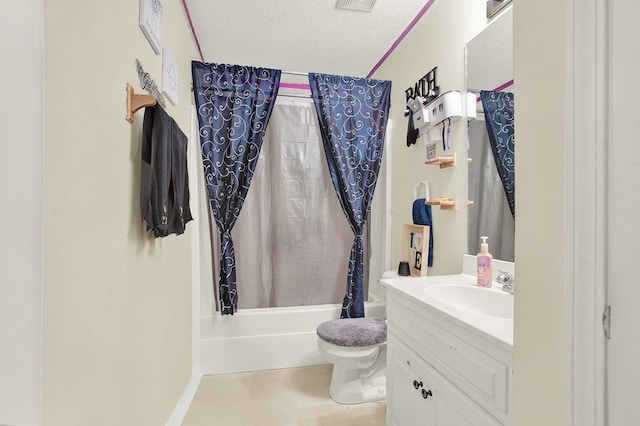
[183,0,432,79]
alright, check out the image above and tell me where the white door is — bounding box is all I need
[606,1,640,424]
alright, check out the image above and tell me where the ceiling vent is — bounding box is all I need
[336,0,378,12]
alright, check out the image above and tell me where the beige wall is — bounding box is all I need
[372,0,487,275]
[374,1,571,425]
[2,0,576,424]
[512,0,569,424]
[0,1,44,424]
[42,0,198,424]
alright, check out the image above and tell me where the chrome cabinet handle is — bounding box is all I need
[421,389,433,399]
[413,380,423,389]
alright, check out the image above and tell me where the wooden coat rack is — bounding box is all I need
[126,83,157,123]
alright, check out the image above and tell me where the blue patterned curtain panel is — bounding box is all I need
[309,73,392,318]
[192,62,281,315]
[480,91,515,218]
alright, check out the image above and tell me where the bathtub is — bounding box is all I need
[200,300,386,375]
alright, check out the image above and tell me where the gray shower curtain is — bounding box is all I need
[232,98,358,308]
[468,119,515,261]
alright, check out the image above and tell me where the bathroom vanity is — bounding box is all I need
[381,262,513,426]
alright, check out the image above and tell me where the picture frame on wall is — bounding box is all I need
[162,49,178,105]
[139,0,163,54]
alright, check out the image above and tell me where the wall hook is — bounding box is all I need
[126,83,157,123]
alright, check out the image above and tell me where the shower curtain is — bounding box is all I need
[468,119,515,261]
[193,62,384,314]
[480,91,515,217]
[309,73,391,318]
[231,98,364,308]
[191,62,281,314]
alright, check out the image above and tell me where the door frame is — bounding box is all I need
[566,0,608,425]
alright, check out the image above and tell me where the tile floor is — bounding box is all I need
[183,364,386,425]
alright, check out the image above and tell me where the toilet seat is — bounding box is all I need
[317,317,386,347]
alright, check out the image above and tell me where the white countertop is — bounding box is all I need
[381,273,514,348]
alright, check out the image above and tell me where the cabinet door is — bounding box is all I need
[421,360,501,426]
[387,333,502,426]
[387,334,435,425]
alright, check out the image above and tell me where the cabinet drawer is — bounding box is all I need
[388,295,510,416]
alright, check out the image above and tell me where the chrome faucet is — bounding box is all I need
[496,271,515,294]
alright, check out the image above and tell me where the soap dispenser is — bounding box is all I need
[477,236,493,287]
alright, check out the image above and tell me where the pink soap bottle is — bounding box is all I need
[477,236,493,287]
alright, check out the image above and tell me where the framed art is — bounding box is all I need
[139,0,163,54]
[162,49,178,105]
[402,224,430,277]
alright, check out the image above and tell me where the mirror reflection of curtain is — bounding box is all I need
[468,119,515,261]
[309,74,391,318]
[480,90,515,217]
[230,98,365,309]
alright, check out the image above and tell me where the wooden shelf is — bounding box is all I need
[426,197,457,210]
[425,154,456,168]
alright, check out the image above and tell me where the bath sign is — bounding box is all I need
[405,66,440,104]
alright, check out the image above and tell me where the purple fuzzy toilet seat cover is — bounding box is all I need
[317,317,387,347]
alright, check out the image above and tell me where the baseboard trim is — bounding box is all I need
[166,367,202,426]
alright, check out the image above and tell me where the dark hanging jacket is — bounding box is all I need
[141,104,193,237]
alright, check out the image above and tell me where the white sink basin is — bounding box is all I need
[424,285,514,319]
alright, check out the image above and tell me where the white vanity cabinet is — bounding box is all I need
[383,279,513,426]
[387,333,502,426]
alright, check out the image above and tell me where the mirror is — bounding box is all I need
[465,6,514,261]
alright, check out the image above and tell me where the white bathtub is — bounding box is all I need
[200,300,386,375]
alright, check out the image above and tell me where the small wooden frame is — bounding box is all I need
[402,224,430,277]
[425,154,456,169]
[126,83,157,123]
[426,197,457,210]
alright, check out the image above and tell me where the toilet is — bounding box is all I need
[316,317,387,404]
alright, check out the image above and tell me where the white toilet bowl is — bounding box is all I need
[316,317,387,404]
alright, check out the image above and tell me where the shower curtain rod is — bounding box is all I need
[282,70,309,76]
[278,93,312,99]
